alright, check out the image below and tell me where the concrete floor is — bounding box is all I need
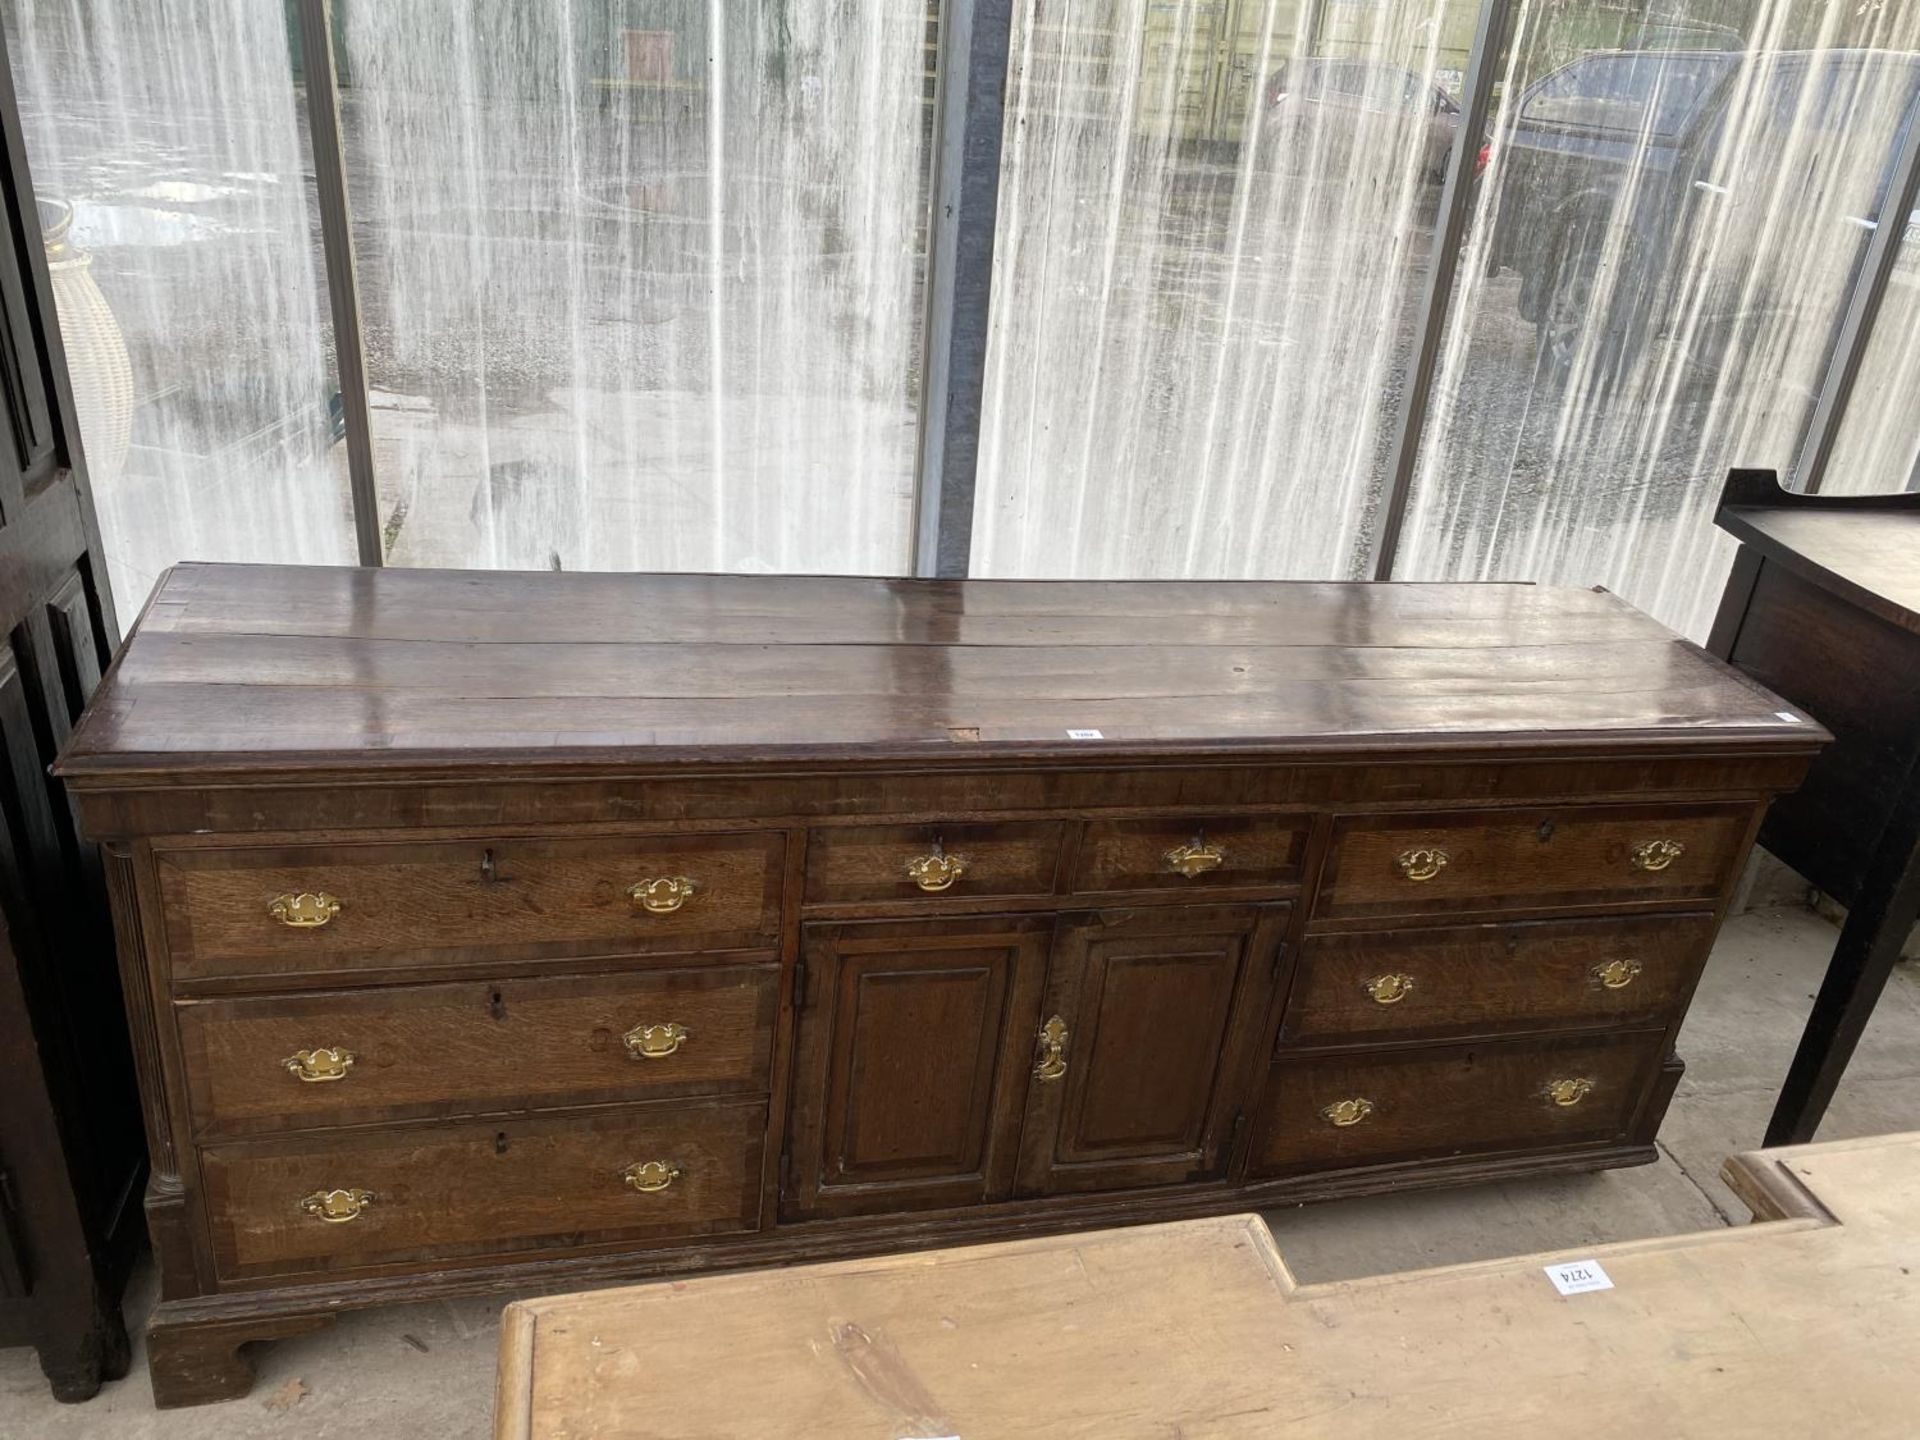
[4,901,1917,1439]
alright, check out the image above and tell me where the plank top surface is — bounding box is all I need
[1720,503,1920,634]
[495,1132,1920,1439]
[56,563,1817,778]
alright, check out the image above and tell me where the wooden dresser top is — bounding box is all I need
[56,563,1821,780]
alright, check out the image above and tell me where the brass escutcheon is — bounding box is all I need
[1590,958,1643,991]
[1032,1015,1069,1082]
[1394,847,1450,882]
[622,1021,688,1060]
[1362,973,1415,1006]
[622,1160,680,1194]
[283,1046,355,1083]
[268,892,341,928]
[629,876,697,914]
[1630,839,1684,873]
[1544,1077,1595,1108]
[1320,1097,1375,1128]
[1164,839,1225,878]
[299,1187,373,1223]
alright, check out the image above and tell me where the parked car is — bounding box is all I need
[1488,46,1920,383]
[1258,57,1464,183]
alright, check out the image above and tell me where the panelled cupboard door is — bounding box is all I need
[782,915,1049,1220]
[1014,904,1288,1197]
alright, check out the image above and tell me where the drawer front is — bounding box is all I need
[200,1101,763,1280]
[158,832,786,978]
[1248,1032,1661,1178]
[1279,914,1716,1048]
[803,822,1066,906]
[178,965,778,1135]
[1317,805,1750,921]
[1071,816,1307,894]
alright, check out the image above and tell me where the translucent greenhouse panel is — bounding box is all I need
[1396,3,1920,639]
[339,2,930,574]
[5,0,357,610]
[973,0,1480,579]
[1824,215,1920,495]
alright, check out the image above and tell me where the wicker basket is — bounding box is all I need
[41,198,133,480]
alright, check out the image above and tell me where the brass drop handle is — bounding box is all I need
[284,1046,356,1083]
[1590,958,1642,991]
[622,1160,681,1194]
[1165,839,1225,878]
[300,1187,374,1223]
[629,876,697,914]
[1544,1077,1595,1108]
[1394,847,1449,882]
[269,892,341,928]
[1320,1097,1375,1128]
[1362,973,1415,1006]
[906,847,969,892]
[1630,839,1684,872]
[1032,1015,1069,1082]
[622,1021,688,1060]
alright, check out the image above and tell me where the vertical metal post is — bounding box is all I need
[1368,0,1513,581]
[912,0,1015,579]
[296,0,382,566]
[1792,109,1920,496]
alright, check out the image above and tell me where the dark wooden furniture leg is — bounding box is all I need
[1767,807,1920,1146]
[36,1281,132,1403]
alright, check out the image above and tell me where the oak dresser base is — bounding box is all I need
[51,566,1818,1407]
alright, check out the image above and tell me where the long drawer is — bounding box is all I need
[199,1101,764,1281]
[176,964,778,1136]
[156,832,786,979]
[1316,805,1750,921]
[1247,1032,1663,1178]
[1278,913,1716,1048]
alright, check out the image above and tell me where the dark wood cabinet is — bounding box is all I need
[1014,904,1285,1197]
[53,564,1822,1406]
[0,25,143,1404]
[786,916,1049,1219]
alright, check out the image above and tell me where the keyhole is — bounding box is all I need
[494,1131,509,1156]
[480,848,496,883]
[489,988,506,1022]
[1537,819,1556,843]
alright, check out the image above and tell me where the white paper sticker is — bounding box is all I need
[1544,1259,1614,1296]
[1775,710,1802,723]
[1065,729,1104,740]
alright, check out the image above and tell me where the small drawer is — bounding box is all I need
[1316,805,1750,922]
[1279,913,1715,1048]
[1247,1032,1661,1178]
[199,1100,764,1280]
[1071,816,1307,894]
[177,965,778,1136]
[157,832,786,979]
[804,821,1065,906]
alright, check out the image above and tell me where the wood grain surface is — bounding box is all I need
[176,964,779,1134]
[493,1131,1920,1439]
[55,564,1815,776]
[201,1099,764,1280]
[1279,913,1717,1047]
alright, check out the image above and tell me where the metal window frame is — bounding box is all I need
[293,0,1909,578]
[911,0,1015,579]
[1369,0,1513,581]
[1792,102,1920,496]
[296,0,382,566]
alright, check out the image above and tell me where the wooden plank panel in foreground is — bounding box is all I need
[496,1131,1920,1438]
